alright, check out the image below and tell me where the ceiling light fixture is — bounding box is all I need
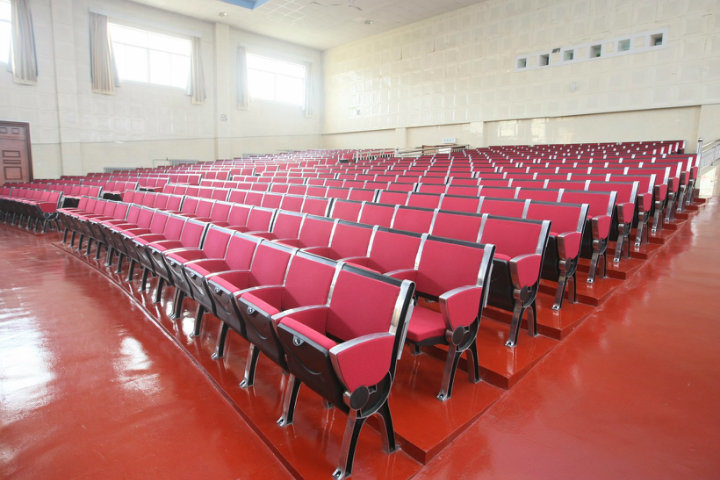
[364,19,374,25]
[218,11,228,17]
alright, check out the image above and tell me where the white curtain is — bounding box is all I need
[304,62,313,117]
[188,37,206,104]
[10,0,38,85]
[89,12,118,94]
[236,46,248,109]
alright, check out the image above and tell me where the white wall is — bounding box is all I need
[0,0,324,178]
[323,0,720,150]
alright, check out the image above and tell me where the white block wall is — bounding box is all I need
[323,0,720,148]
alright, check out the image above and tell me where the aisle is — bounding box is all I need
[0,227,292,480]
[416,198,720,479]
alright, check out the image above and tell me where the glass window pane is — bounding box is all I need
[0,22,10,64]
[109,24,148,48]
[119,44,148,82]
[170,53,190,89]
[248,70,276,101]
[0,0,10,21]
[149,50,171,86]
[246,53,307,106]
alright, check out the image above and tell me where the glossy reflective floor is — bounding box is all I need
[2,198,720,479]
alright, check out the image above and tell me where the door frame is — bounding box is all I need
[0,120,33,182]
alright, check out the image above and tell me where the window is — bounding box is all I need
[563,49,574,61]
[516,57,527,69]
[650,32,663,47]
[108,23,191,89]
[618,39,631,52]
[538,53,550,66]
[0,0,10,64]
[590,44,602,58]
[247,53,306,107]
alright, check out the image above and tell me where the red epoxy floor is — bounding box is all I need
[1,198,720,479]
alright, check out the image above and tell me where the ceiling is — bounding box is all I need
[130,0,487,50]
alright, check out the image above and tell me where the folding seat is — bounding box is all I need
[387,235,493,399]
[227,189,247,204]
[210,188,230,201]
[152,193,171,210]
[478,186,518,198]
[478,197,529,218]
[250,183,270,192]
[300,196,331,216]
[358,202,396,228]
[406,192,443,209]
[163,224,235,318]
[272,263,414,479]
[139,192,155,207]
[202,200,232,225]
[477,179,512,187]
[365,181,390,190]
[261,192,284,209]
[559,190,616,284]
[274,214,335,249]
[270,183,290,194]
[326,187,350,200]
[182,186,198,197]
[524,201,589,310]
[586,181,638,263]
[377,190,409,206]
[438,194,480,213]
[303,221,374,261]
[445,185,480,197]
[251,210,305,241]
[608,173,655,246]
[117,210,170,282]
[477,214,551,347]
[208,240,298,358]
[515,187,562,202]
[430,210,483,242]
[233,251,337,384]
[325,179,344,188]
[416,183,448,195]
[184,198,214,220]
[511,179,547,189]
[306,186,328,197]
[546,179,588,190]
[347,188,377,202]
[449,177,483,187]
[343,227,423,275]
[279,194,304,212]
[227,205,276,235]
[243,191,264,206]
[645,160,684,220]
[83,200,128,258]
[287,184,308,195]
[329,199,362,222]
[390,206,435,234]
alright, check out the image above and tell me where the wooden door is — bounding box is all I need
[0,121,33,184]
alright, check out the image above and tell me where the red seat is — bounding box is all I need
[390,206,435,234]
[478,214,550,347]
[303,221,374,261]
[388,235,494,399]
[274,264,414,479]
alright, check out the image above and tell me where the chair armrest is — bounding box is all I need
[590,215,611,241]
[509,253,542,289]
[272,305,329,330]
[439,285,483,331]
[556,231,581,260]
[616,202,634,225]
[330,333,396,392]
[386,268,418,282]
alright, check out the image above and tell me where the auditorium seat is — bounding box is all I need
[430,209,483,242]
[358,202,396,228]
[524,201,589,310]
[477,214,551,347]
[387,235,494,399]
[343,226,423,275]
[303,220,374,261]
[274,263,414,479]
[559,190,616,284]
[274,214,335,249]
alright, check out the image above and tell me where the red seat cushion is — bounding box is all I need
[405,306,446,343]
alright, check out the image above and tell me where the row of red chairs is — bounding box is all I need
[0,187,62,232]
[57,197,497,477]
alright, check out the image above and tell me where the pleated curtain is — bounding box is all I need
[89,12,118,94]
[236,46,248,109]
[10,0,38,85]
[188,36,206,104]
